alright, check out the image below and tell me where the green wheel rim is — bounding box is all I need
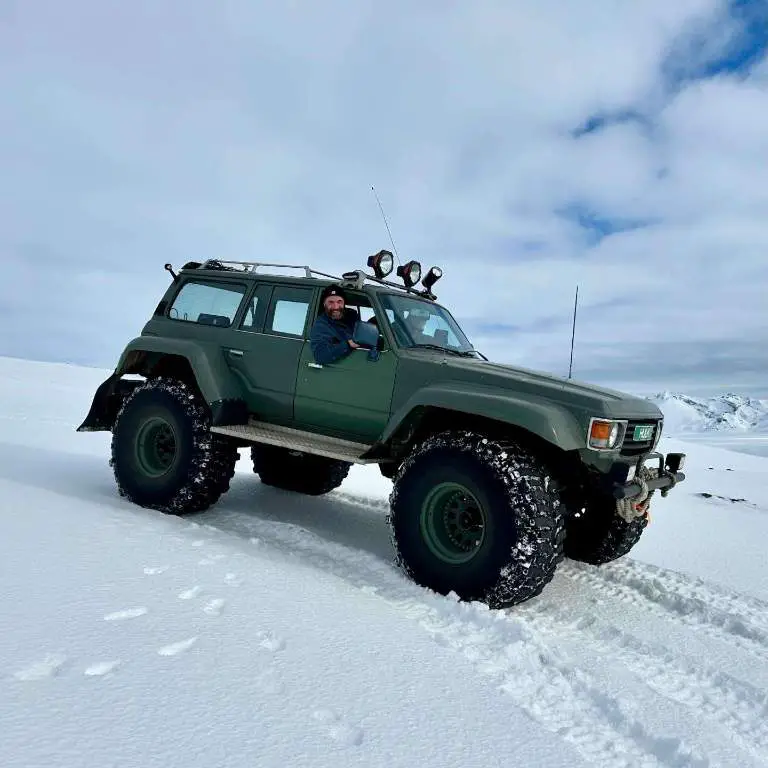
[420,482,487,564]
[134,417,177,478]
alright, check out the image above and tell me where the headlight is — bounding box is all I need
[587,418,627,450]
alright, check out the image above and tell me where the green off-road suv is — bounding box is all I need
[78,250,686,607]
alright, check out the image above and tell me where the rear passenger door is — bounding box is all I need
[222,283,314,425]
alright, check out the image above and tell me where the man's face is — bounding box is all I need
[324,295,345,320]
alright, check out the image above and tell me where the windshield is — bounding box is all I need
[377,293,477,355]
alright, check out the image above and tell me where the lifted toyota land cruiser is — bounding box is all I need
[78,250,686,607]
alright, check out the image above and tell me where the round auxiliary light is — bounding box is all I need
[422,266,443,292]
[367,249,394,278]
[397,260,422,288]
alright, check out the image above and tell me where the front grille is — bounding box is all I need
[620,419,659,456]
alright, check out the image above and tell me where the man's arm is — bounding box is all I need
[310,318,355,364]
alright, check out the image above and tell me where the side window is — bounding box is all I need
[266,286,313,337]
[340,292,369,325]
[168,280,246,327]
[239,284,272,332]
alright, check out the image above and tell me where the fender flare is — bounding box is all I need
[366,382,585,455]
[77,337,247,431]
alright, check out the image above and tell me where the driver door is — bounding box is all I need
[293,294,397,443]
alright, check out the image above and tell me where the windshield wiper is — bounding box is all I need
[411,343,470,357]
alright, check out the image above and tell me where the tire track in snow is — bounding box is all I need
[561,560,768,663]
[331,491,390,514]
[572,559,768,632]
[201,509,708,768]
[520,599,768,763]
[416,601,708,768]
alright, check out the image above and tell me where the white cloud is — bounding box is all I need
[1,0,766,396]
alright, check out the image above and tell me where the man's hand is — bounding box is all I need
[348,340,361,349]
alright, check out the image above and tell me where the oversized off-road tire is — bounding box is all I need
[388,431,566,607]
[110,377,238,514]
[563,490,648,565]
[251,444,350,496]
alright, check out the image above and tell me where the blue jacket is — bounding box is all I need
[310,313,355,364]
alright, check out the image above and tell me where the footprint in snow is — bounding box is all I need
[256,630,286,652]
[191,539,206,548]
[312,709,364,747]
[143,565,169,575]
[254,668,285,694]
[84,660,121,677]
[158,637,198,657]
[224,573,242,587]
[13,653,67,681]
[104,607,147,621]
[178,586,202,600]
[198,554,226,566]
[203,598,225,616]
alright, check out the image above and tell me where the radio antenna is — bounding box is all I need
[371,185,402,266]
[568,284,579,379]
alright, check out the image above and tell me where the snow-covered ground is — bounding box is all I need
[2,355,768,768]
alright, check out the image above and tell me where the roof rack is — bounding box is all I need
[182,259,341,281]
[179,259,435,299]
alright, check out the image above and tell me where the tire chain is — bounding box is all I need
[388,430,566,607]
[110,377,238,515]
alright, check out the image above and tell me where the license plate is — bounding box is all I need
[633,425,654,441]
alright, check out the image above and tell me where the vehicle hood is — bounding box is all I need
[403,351,663,420]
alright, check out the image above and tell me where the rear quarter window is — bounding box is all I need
[168,280,247,327]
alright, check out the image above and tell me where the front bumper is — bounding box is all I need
[611,451,686,500]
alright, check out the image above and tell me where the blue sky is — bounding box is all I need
[1,0,767,396]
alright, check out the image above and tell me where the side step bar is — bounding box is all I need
[210,419,377,464]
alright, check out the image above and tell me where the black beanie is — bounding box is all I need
[320,284,347,303]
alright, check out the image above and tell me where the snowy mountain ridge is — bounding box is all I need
[648,391,768,433]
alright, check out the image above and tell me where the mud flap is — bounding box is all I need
[76,374,143,432]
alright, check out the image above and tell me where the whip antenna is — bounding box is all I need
[371,185,402,266]
[568,284,579,379]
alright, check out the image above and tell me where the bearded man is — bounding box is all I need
[309,285,361,364]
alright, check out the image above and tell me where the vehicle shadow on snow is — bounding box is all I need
[0,441,602,609]
[199,471,397,565]
[0,441,397,566]
[0,441,122,506]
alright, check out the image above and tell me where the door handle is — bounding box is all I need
[228,349,244,358]
[307,362,323,369]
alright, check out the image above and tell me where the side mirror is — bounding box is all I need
[353,320,382,361]
[352,320,380,348]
